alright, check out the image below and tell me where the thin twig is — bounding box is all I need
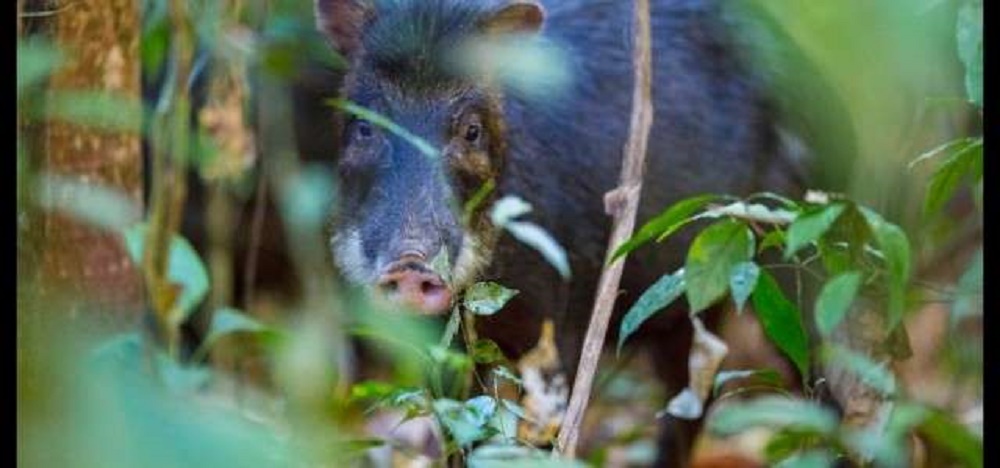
[556,0,653,457]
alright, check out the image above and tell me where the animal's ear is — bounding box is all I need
[315,0,376,59]
[479,1,546,36]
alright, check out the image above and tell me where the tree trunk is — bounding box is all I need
[21,0,144,331]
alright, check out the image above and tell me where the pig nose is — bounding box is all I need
[376,259,452,315]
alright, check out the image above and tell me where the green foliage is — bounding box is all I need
[707,397,838,437]
[751,271,810,379]
[814,271,862,336]
[464,282,519,316]
[17,39,63,95]
[820,345,896,397]
[684,219,755,313]
[729,261,761,315]
[611,194,726,262]
[784,203,846,259]
[951,248,982,327]
[490,196,571,279]
[712,369,784,397]
[616,269,685,354]
[433,396,498,448]
[858,207,911,330]
[123,223,210,324]
[920,138,983,217]
[471,339,507,365]
[193,308,284,361]
[956,0,982,107]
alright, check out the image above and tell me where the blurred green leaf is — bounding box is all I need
[45,90,144,132]
[785,203,846,259]
[660,387,703,420]
[328,99,438,159]
[17,39,63,95]
[193,308,282,361]
[617,268,685,354]
[468,444,587,468]
[123,223,210,322]
[685,219,754,313]
[759,229,786,253]
[35,173,142,231]
[713,368,784,397]
[490,196,571,279]
[924,138,982,217]
[951,248,982,327]
[471,339,506,365]
[814,271,862,336]
[278,165,336,232]
[773,450,837,468]
[730,261,761,315]
[433,396,497,447]
[707,396,838,437]
[504,220,571,279]
[916,405,983,467]
[464,282,519,316]
[859,208,911,330]
[611,194,725,263]
[820,345,896,397]
[492,366,522,387]
[750,271,810,379]
[156,352,211,394]
[956,1,982,107]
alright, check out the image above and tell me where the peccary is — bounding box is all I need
[316,0,840,465]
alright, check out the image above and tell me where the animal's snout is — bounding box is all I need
[376,255,452,315]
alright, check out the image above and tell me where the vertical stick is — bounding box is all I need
[556,0,654,457]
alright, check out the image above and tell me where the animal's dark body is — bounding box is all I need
[311,0,822,466]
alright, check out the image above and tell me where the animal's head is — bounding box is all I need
[317,0,547,314]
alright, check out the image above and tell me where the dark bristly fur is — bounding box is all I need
[318,1,830,466]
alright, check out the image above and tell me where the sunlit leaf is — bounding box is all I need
[951,248,983,327]
[924,139,982,217]
[707,397,838,436]
[464,282,519,316]
[611,194,725,262]
[17,39,63,95]
[504,220,571,279]
[35,173,142,231]
[785,203,846,259]
[489,195,533,226]
[858,208,911,330]
[814,271,862,336]
[123,223,210,322]
[729,261,760,315]
[685,219,754,313]
[750,271,810,379]
[617,269,685,354]
[433,397,497,447]
[713,369,784,397]
[820,345,896,397]
[327,99,438,158]
[471,339,507,365]
[45,90,144,132]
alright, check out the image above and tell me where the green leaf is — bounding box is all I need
[123,224,210,322]
[956,1,983,107]
[685,220,754,313]
[773,450,836,468]
[192,308,280,361]
[17,39,63,95]
[328,99,438,159]
[785,203,846,259]
[707,396,838,437]
[814,271,862,336]
[44,90,144,132]
[713,369,783,397]
[155,353,211,395]
[729,262,760,315]
[914,406,982,467]
[433,396,498,447]
[951,248,983,327]
[504,220,571,279]
[464,282,519,316]
[471,339,506,364]
[617,269,686,354]
[820,345,896,397]
[34,173,142,231]
[610,194,724,263]
[468,444,587,468]
[759,229,787,254]
[859,208,911,330]
[750,271,810,379]
[924,139,983,217]
[489,196,571,279]
[492,366,522,386]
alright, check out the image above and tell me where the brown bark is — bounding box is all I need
[24,0,144,329]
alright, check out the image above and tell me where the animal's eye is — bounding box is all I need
[464,123,482,143]
[353,119,374,139]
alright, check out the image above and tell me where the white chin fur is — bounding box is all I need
[330,228,376,286]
